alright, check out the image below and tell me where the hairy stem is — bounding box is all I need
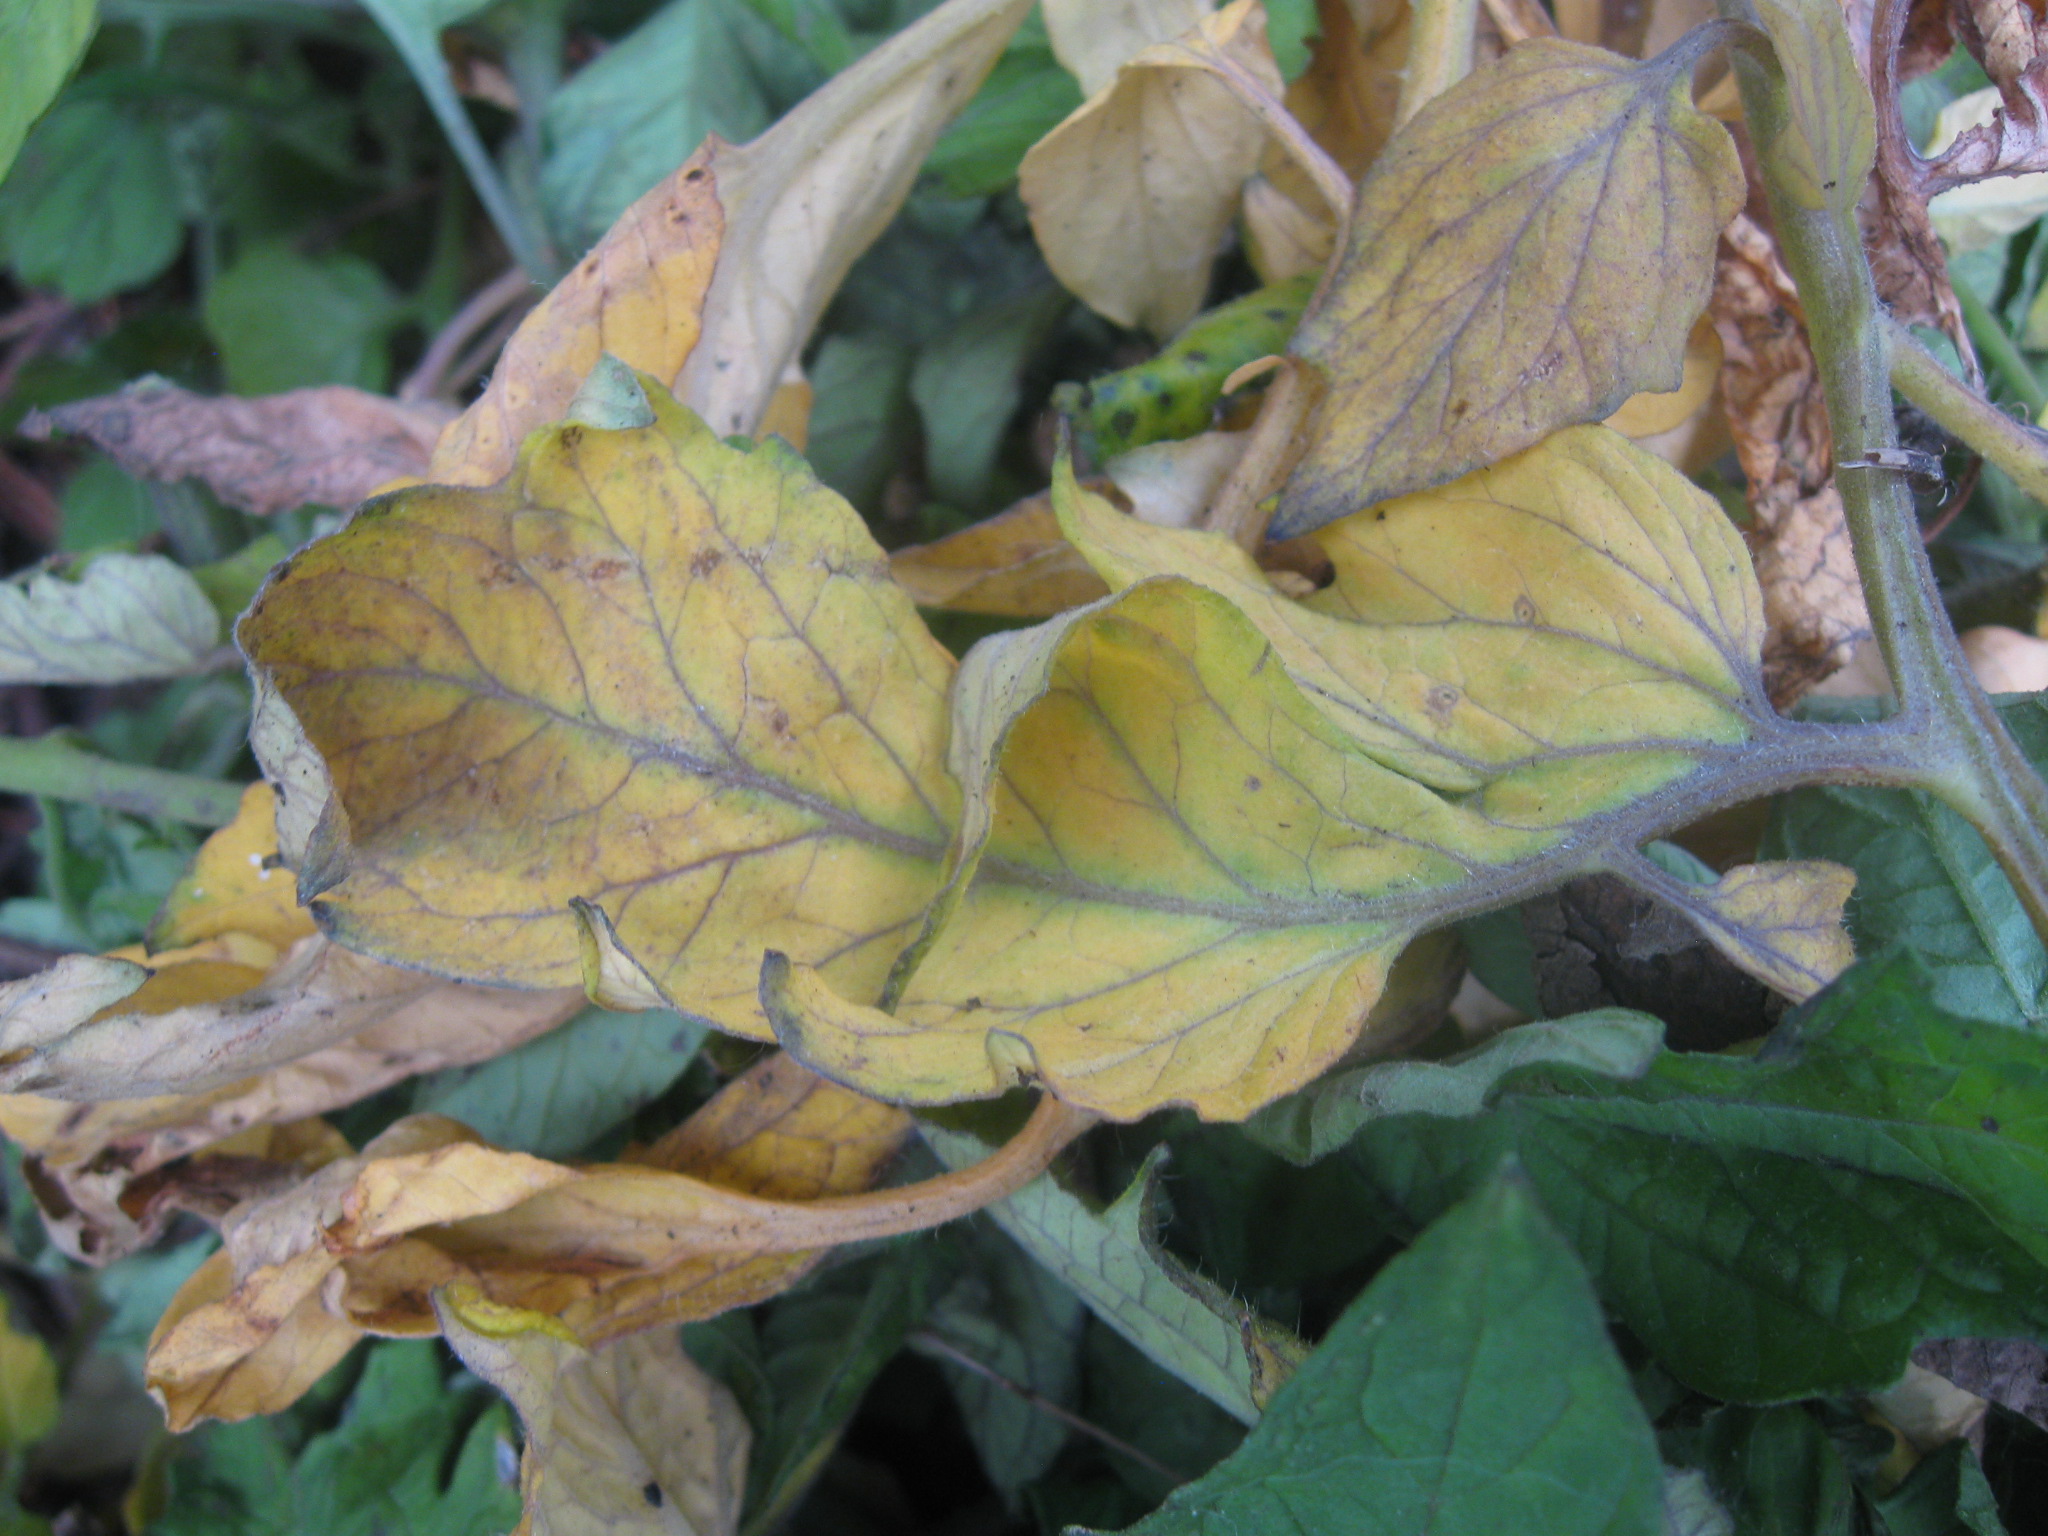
[1727,18,2048,946]
[1887,315,2048,504]
[0,737,245,827]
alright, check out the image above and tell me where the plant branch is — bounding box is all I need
[1397,0,1481,127]
[1954,278,2046,416]
[0,736,245,826]
[400,267,534,401]
[1725,10,2048,946]
[1886,314,2048,504]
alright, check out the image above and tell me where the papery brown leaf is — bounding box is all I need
[428,145,723,487]
[1275,35,1743,533]
[436,1288,750,1536]
[21,381,452,517]
[143,1058,1088,1425]
[1708,214,1871,703]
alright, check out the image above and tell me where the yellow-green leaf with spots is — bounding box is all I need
[238,371,957,1037]
[1275,37,1744,535]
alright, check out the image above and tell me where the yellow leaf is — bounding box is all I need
[1630,858,1856,1002]
[147,782,312,953]
[1276,37,1744,534]
[678,0,1035,437]
[436,1287,750,1536]
[1021,0,1284,336]
[0,1300,58,1451]
[888,493,1108,618]
[1603,316,1722,441]
[768,578,1546,1118]
[429,145,723,487]
[241,378,959,1033]
[1055,425,1765,819]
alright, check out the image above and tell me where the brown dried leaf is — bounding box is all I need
[428,146,723,487]
[1708,215,1871,703]
[143,1059,1087,1425]
[22,380,452,516]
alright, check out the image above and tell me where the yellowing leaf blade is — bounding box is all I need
[240,380,959,1033]
[1276,37,1744,534]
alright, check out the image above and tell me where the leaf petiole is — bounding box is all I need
[0,735,245,827]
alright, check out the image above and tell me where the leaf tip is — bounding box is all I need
[565,355,656,433]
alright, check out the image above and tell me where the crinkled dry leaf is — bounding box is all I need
[428,146,721,487]
[242,378,958,1030]
[436,1287,750,1536]
[1039,0,1209,95]
[1021,0,1283,336]
[22,379,452,516]
[1709,215,1871,702]
[888,492,1108,617]
[0,932,563,1101]
[678,0,1035,436]
[0,553,218,685]
[1276,36,1744,534]
[144,1059,1086,1425]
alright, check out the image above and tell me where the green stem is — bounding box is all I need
[1395,0,1481,126]
[1886,315,2048,505]
[0,737,244,827]
[356,0,556,283]
[1726,24,2048,948]
[1953,277,2047,417]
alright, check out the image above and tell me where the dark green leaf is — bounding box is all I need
[0,99,182,303]
[0,0,96,182]
[1875,1439,2010,1536]
[204,245,400,395]
[1092,1172,1666,1536]
[1350,950,2048,1401]
[920,1220,1085,1494]
[408,1005,706,1158]
[539,0,780,253]
[924,22,1080,198]
[1694,1406,1857,1536]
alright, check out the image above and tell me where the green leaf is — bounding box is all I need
[539,0,778,254]
[155,1340,522,1536]
[1093,1172,1666,1536]
[1692,1406,1858,1536]
[1874,1438,2009,1536]
[58,458,154,553]
[0,553,218,685]
[0,0,96,183]
[0,99,182,304]
[0,1298,57,1452]
[1764,698,2048,1029]
[924,21,1082,197]
[1276,36,1743,534]
[408,1005,706,1159]
[910,286,1066,508]
[205,246,400,395]
[923,1125,1288,1426]
[686,1245,931,1536]
[1244,1009,1665,1165]
[920,1220,1086,1494]
[1349,949,2048,1401]
[804,331,917,510]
